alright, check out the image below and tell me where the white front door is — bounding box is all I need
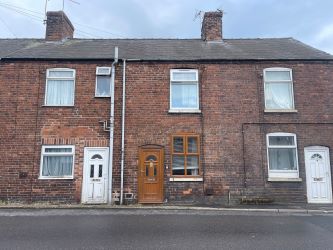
[82,147,109,204]
[305,146,332,203]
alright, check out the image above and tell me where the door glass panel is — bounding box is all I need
[311,153,323,161]
[99,164,103,177]
[146,155,157,161]
[91,154,103,160]
[146,164,149,176]
[154,165,157,176]
[90,165,94,178]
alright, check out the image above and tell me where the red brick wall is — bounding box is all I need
[0,60,332,204]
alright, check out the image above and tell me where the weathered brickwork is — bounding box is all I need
[0,59,332,204]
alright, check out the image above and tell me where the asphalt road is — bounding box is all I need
[0,209,333,250]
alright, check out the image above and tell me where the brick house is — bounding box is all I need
[0,11,332,205]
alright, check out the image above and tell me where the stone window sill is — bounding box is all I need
[264,109,298,113]
[168,109,201,114]
[169,177,203,182]
[268,177,302,182]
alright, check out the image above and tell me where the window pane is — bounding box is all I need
[46,80,74,105]
[186,156,199,175]
[42,156,73,176]
[188,137,198,153]
[45,148,72,153]
[49,70,74,78]
[269,136,295,146]
[265,82,293,109]
[172,71,197,81]
[268,148,297,171]
[265,71,291,81]
[173,137,184,153]
[171,83,198,108]
[172,155,185,175]
[96,76,110,96]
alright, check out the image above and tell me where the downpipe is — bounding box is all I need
[108,47,118,204]
[120,59,126,205]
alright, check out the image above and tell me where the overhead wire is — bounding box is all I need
[0,1,125,38]
[0,15,16,37]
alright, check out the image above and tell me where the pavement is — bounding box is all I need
[0,202,333,215]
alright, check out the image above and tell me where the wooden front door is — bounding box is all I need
[138,146,164,203]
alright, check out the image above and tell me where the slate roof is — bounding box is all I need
[0,38,332,61]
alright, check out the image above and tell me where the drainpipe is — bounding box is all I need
[120,59,126,205]
[108,47,118,204]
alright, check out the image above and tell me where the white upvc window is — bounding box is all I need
[264,68,295,111]
[170,69,200,112]
[40,145,75,179]
[266,133,299,178]
[95,67,111,97]
[45,68,75,106]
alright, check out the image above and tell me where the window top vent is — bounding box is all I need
[96,67,111,75]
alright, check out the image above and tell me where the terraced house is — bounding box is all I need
[0,11,332,205]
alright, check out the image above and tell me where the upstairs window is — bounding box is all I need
[95,67,111,97]
[170,69,199,111]
[172,134,200,176]
[40,145,75,179]
[266,133,299,178]
[264,68,294,110]
[45,68,75,106]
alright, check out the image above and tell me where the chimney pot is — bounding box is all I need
[45,11,74,41]
[201,11,223,41]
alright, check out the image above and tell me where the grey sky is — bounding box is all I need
[0,0,332,54]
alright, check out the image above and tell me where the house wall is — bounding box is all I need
[0,60,332,204]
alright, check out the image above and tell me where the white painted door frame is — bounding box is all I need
[305,146,332,204]
[82,147,109,204]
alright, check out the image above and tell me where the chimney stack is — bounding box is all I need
[201,11,223,42]
[45,11,74,41]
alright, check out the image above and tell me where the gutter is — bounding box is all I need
[108,47,118,204]
[1,58,333,63]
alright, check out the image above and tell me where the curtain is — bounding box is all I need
[172,83,198,108]
[269,148,296,170]
[46,80,74,105]
[42,156,73,176]
[96,76,111,96]
[265,82,292,109]
[187,156,199,175]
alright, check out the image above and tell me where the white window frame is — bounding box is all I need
[266,132,299,179]
[95,67,111,97]
[39,145,75,179]
[45,68,76,106]
[263,67,295,111]
[169,69,200,112]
